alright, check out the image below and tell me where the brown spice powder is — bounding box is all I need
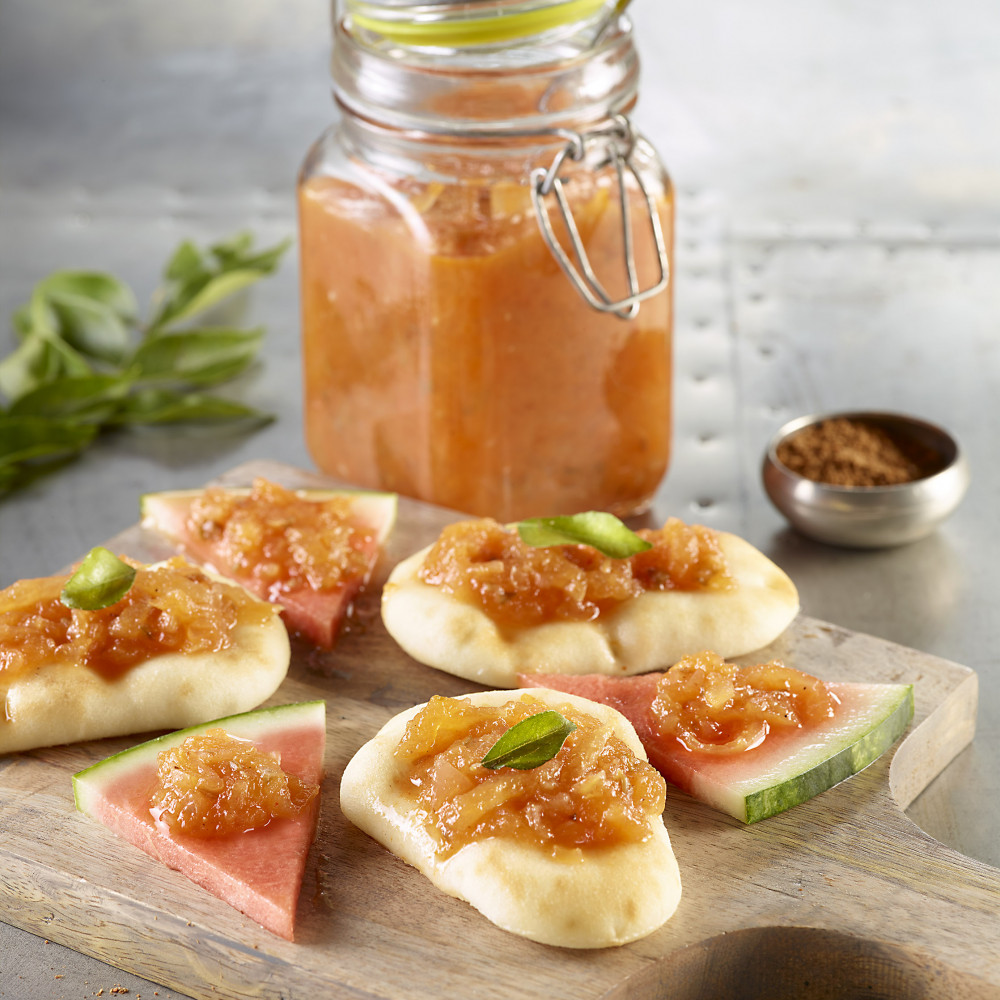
[776,417,943,487]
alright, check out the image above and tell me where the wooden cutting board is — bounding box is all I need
[1,460,997,1000]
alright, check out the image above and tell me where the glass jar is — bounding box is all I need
[298,0,673,521]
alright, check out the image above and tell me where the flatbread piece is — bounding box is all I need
[340,687,682,949]
[381,529,799,687]
[0,561,290,755]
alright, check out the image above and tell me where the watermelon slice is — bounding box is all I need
[73,701,326,940]
[140,482,397,648]
[518,671,913,823]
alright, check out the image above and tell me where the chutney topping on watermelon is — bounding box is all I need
[519,652,914,824]
[150,726,320,838]
[648,650,837,756]
[140,477,398,648]
[73,701,326,941]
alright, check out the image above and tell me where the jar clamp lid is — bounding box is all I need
[530,113,668,319]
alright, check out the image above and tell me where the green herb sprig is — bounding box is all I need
[0,231,290,495]
[517,511,652,558]
[60,546,137,611]
[480,710,577,770]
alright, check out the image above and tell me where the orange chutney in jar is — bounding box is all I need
[298,2,674,522]
[298,174,672,521]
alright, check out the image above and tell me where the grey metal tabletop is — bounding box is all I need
[1,1,998,996]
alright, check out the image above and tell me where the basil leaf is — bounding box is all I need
[0,230,288,499]
[108,387,273,425]
[517,511,652,558]
[211,233,291,275]
[47,291,133,365]
[0,417,95,494]
[15,288,61,342]
[163,240,206,285]
[60,546,136,610]
[149,269,265,332]
[41,328,95,380]
[0,416,97,464]
[0,297,94,403]
[129,327,264,386]
[209,231,255,265]
[8,374,132,422]
[0,330,57,401]
[480,710,577,770]
[19,273,139,366]
[34,271,138,324]
[149,234,291,333]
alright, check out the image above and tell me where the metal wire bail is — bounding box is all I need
[530,114,669,320]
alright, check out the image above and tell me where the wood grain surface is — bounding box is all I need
[1,461,997,1000]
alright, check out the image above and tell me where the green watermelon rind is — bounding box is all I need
[72,700,326,816]
[139,487,398,547]
[737,684,914,823]
[520,673,916,824]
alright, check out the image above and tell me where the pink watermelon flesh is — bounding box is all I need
[518,672,913,823]
[141,488,395,648]
[73,702,326,940]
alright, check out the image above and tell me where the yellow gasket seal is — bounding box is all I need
[349,0,611,47]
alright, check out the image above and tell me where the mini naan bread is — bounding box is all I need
[340,688,682,949]
[0,561,290,755]
[381,529,799,687]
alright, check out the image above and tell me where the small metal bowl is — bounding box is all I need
[762,411,970,548]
